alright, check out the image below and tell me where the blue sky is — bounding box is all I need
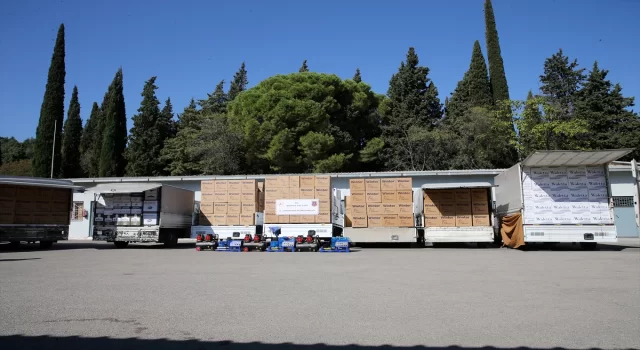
[1,0,639,141]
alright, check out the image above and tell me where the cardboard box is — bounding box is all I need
[381,191,397,202]
[289,215,301,224]
[241,180,257,192]
[276,176,290,188]
[398,214,413,227]
[263,214,277,224]
[366,203,384,215]
[472,202,489,215]
[278,215,290,224]
[265,177,280,188]
[240,214,254,226]
[34,200,50,212]
[242,202,257,214]
[472,214,490,226]
[349,179,366,192]
[200,191,214,202]
[198,213,212,225]
[213,191,228,203]
[214,180,228,192]
[227,191,242,203]
[319,199,330,211]
[315,175,331,188]
[143,213,159,225]
[366,191,382,203]
[439,202,456,216]
[0,185,17,198]
[455,202,472,215]
[16,187,36,197]
[15,200,32,212]
[456,215,473,227]
[455,189,471,202]
[424,215,441,227]
[368,215,383,227]
[227,203,242,215]
[300,176,315,187]
[397,190,413,203]
[439,190,456,203]
[241,192,257,202]
[365,179,381,191]
[289,176,300,188]
[441,215,456,227]
[382,203,399,215]
[381,178,397,191]
[14,213,33,224]
[299,215,315,223]
[201,180,215,192]
[316,212,331,223]
[471,189,488,202]
[0,198,14,211]
[265,200,276,211]
[315,187,330,199]
[351,215,368,228]
[200,202,215,214]
[35,188,54,200]
[398,203,413,215]
[396,178,412,190]
[264,187,281,200]
[51,212,69,225]
[226,214,240,226]
[0,211,14,224]
[423,190,439,204]
[351,203,367,216]
[350,191,366,203]
[382,214,398,227]
[299,187,315,199]
[424,202,441,215]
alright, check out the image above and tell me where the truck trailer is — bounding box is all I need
[0,176,84,249]
[89,183,194,248]
[494,149,632,249]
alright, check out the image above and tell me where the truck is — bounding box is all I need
[0,176,84,249]
[89,183,194,248]
[494,149,633,249]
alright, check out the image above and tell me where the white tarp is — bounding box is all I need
[275,199,320,216]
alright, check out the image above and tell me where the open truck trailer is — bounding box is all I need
[89,183,194,248]
[494,149,633,249]
[0,176,84,249]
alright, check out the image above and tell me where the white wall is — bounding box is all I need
[69,191,93,239]
[609,171,635,197]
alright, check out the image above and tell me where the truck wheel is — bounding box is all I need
[164,232,178,248]
[114,241,129,249]
[40,241,54,249]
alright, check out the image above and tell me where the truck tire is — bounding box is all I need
[40,241,54,249]
[164,232,178,248]
[114,241,129,249]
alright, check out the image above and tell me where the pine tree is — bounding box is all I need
[299,60,309,72]
[125,76,166,176]
[539,49,585,121]
[80,102,100,176]
[161,99,204,175]
[99,68,127,177]
[33,23,66,178]
[576,62,640,160]
[353,68,362,83]
[446,40,493,120]
[161,97,177,139]
[484,0,510,103]
[227,62,248,101]
[60,86,83,178]
[199,80,227,114]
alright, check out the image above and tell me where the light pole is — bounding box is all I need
[50,119,56,179]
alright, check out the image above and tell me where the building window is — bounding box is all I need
[613,196,634,208]
[71,202,84,221]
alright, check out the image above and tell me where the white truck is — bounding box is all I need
[494,149,632,249]
[0,176,84,249]
[89,183,194,248]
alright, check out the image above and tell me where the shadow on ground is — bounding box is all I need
[1,335,635,350]
[0,241,195,252]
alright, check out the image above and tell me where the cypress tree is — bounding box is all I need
[227,62,248,101]
[299,60,309,72]
[484,0,510,103]
[33,23,66,178]
[446,41,493,120]
[353,68,362,83]
[79,102,100,177]
[99,68,127,177]
[60,86,83,178]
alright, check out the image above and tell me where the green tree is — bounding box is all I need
[194,114,245,175]
[161,99,204,175]
[484,0,510,103]
[353,68,362,83]
[0,140,2,167]
[79,102,100,177]
[200,80,227,114]
[125,76,171,176]
[99,68,127,177]
[539,49,585,121]
[299,60,309,72]
[33,23,66,178]
[446,41,493,121]
[576,62,640,160]
[60,86,83,178]
[227,62,248,101]
[227,72,381,173]
[379,47,444,171]
[0,159,33,176]
[161,97,177,139]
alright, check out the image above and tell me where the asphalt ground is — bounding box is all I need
[0,240,639,350]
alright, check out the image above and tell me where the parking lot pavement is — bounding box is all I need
[0,241,638,350]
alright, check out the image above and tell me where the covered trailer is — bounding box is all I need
[0,176,84,248]
[418,182,496,246]
[89,183,194,248]
[494,149,632,248]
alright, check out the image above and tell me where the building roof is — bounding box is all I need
[0,175,85,191]
[521,149,633,167]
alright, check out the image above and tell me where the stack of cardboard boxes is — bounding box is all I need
[0,185,71,225]
[199,180,262,226]
[423,189,490,227]
[264,175,331,224]
[345,178,414,228]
